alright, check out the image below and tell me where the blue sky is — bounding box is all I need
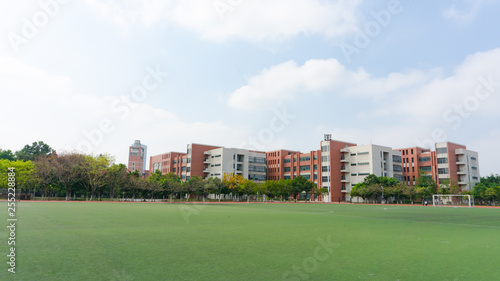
[1,0,499,175]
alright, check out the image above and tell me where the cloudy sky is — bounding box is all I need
[1,0,499,175]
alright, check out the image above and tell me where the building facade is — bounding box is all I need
[128,140,148,177]
[203,147,267,182]
[397,142,480,190]
[142,137,480,200]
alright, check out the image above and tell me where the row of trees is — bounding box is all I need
[1,142,324,201]
[2,141,500,204]
[350,172,500,205]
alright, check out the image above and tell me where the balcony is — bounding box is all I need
[455,149,466,155]
[340,156,349,163]
[340,165,347,172]
[204,151,210,155]
[203,169,209,173]
[203,158,210,164]
[341,177,350,183]
[457,169,466,175]
[340,147,350,153]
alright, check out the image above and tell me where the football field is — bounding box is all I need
[1,202,499,280]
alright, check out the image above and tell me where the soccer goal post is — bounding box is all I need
[432,195,474,207]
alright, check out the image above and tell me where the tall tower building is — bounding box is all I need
[128,140,147,177]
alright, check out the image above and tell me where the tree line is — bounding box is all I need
[349,172,500,205]
[2,141,499,204]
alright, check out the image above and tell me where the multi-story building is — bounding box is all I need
[397,142,480,190]
[143,137,480,200]
[203,147,267,182]
[340,144,403,201]
[128,140,147,177]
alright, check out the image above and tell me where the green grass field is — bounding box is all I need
[1,202,499,281]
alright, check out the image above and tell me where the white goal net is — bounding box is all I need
[432,195,474,207]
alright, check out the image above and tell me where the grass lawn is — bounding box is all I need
[1,202,499,281]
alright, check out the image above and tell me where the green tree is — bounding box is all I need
[105,163,128,201]
[0,159,35,199]
[53,153,86,200]
[290,176,315,202]
[0,149,16,161]
[204,177,225,202]
[16,141,55,161]
[164,173,182,202]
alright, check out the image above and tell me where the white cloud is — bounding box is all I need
[227,58,433,111]
[0,57,246,166]
[83,0,362,42]
[443,0,484,25]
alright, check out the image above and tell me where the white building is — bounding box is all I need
[340,144,403,201]
[203,147,267,182]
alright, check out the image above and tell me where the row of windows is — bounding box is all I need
[437,157,448,164]
[418,157,431,162]
[438,168,449,174]
[436,147,448,154]
[249,157,266,164]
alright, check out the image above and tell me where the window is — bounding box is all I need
[313,155,317,160]
[358,162,369,165]
[322,156,329,162]
[437,158,448,164]
[438,168,449,174]
[215,154,222,158]
[300,165,311,171]
[359,173,369,176]
[181,167,186,171]
[393,155,402,163]
[173,160,177,164]
[322,166,329,172]
[322,176,329,182]
[302,174,311,180]
[299,156,311,161]
[284,159,291,163]
[130,148,139,156]
[314,174,317,180]
[412,167,415,172]
[420,166,431,172]
[321,145,329,152]
[314,165,317,170]
[358,152,369,155]
[437,147,448,154]
[182,158,187,163]
[352,173,357,176]
[284,175,291,180]
[294,158,297,162]
[215,164,221,167]
[187,167,191,172]
[471,166,477,170]
[284,167,291,172]
[471,157,477,161]
[418,157,431,162]
[293,167,297,171]
[351,163,357,166]
[187,149,191,154]
[173,168,176,172]
[187,158,191,163]
[393,165,402,172]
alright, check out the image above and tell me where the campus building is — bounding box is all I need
[149,144,267,182]
[141,137,480,201]
[127,140,148,177]
[396,142,480,190]
[203,147,267,182]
